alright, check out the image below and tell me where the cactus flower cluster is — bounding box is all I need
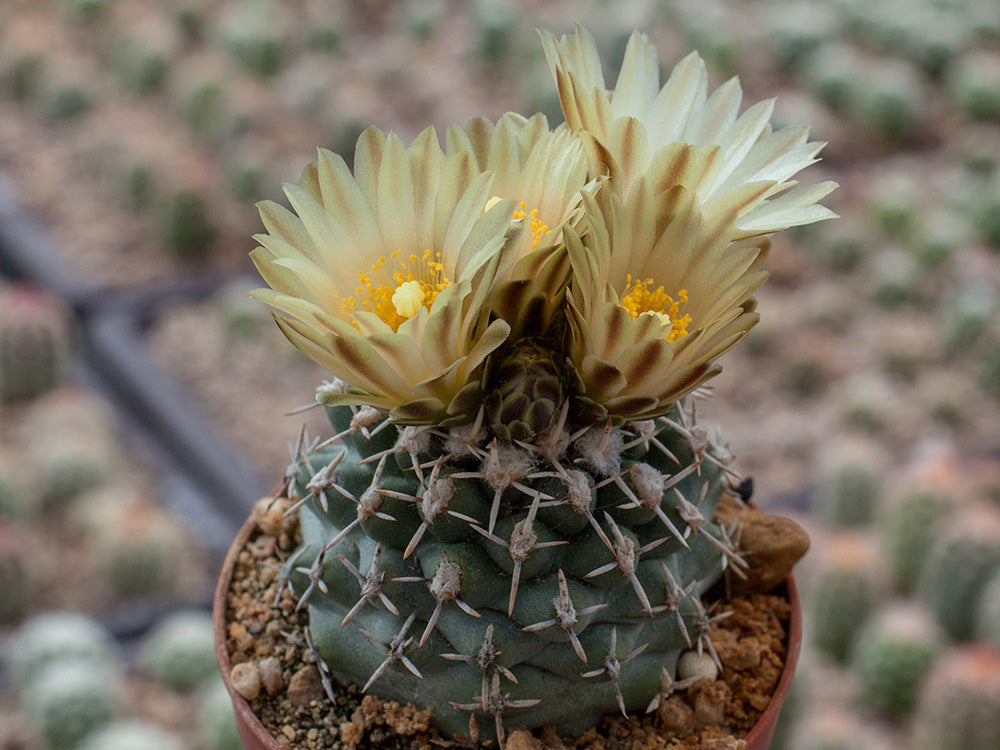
[250,25,834,742]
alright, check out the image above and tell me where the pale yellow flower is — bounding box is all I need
[565,175,770,421]
[539,25,837,238]
[250,126,530,423]
[445,112,593,338]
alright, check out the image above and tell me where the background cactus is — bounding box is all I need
[75,720,185,750]
[139,610,218,691]
[0,284,72,404]
[917,505,1000,641]
[914,646,1000,750]
[21,660,119,750]
[807,534,880,664]
[851,605,941,717]
[4,612,121,696]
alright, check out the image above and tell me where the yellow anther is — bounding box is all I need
[344,250,451,331]
[620,276,691,342]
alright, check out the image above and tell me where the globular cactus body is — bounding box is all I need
[288,402,738,739]
[76,720,184,750]
[915,646,1000,750]
[0,285,71,404]
[140,610,218,691]
[22,660,119,750]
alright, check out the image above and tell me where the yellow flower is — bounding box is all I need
[564,175,770,421]
[539,25,837,238]
[445,112,593,338]
[250,126,528,424]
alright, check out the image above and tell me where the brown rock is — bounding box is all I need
[287,665,325,707]
[231,661,262,700]
[505,729,543,750]
[715,495,810,594]
[252,496,295,537]
[259,656,284,696]
[692,682,730,726]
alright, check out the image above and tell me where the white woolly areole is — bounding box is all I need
[396,425,432,456]
[629,420,657,443]
[564,470,593,513]
[444,422,487,458]
[509,520,539,562]
[358,486,383,520]
[351,405,382,431]
[574,427,626,476]
[430,560,462,601]
[482,444,535,492]
[630,463,665,508]
[422,478,455,522]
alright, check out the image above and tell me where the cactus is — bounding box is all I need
[812,437,885,528]
[851,605,941,717]
[914,646,1000,750]
[975,568,1000,649]
[879,488,955,593]
[0,520,31,623]
[198,677,245,750]
[79,491,186,599]
[0,448,40,521]
[917,505,1000,642]
[0,285,71,404]
[216,0,290,79]
[244,24,832,743]
[140,610,218,691]
[21,660,119,750]
[850,58,925,142]
[4,611,121,696]
[159,189,216,261]
[76,720,184,750]
[287,402,738,739]
[807,535,880,664]
[948,50,1000,122]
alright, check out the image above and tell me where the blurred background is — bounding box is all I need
[0,0,999,748]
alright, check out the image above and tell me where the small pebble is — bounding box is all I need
[259,657,284,696]
[231,661,262,700]
[678,650,719,682]
[288,665,324,706]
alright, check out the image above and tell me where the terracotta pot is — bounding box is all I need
[215,516,802,750]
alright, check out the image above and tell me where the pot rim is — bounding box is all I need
[214,514,802,750]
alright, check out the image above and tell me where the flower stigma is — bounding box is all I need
[343,250,450,331]
[620,275,692,342]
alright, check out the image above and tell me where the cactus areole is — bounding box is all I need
[216,22,830,750]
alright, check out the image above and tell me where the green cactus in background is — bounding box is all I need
[0,520,31,623]
[4,612,121,696]
[813,438,885,528]
[198,677,245,750]
[807,534,880,663]
[879,488,955,594]
[948,50,1000,122]
[21,660,119,750]
[140,610,218,691]
[917,506,1000,642]
[975,568,1000,649]
[914,646,1000,750]
[76,720,184,750]
[851,605,941,717]
[0,285,71,404]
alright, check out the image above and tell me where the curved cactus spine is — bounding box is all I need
[286,401,741,739]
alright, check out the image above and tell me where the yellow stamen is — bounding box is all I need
[620,275,692,342]
[512,201,550,252]
[343,249,451,331]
